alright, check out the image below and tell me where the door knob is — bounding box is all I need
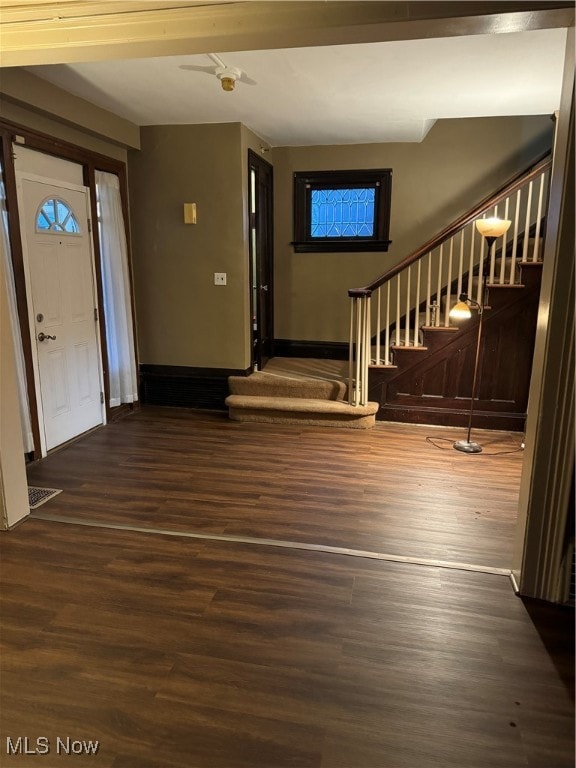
[260,284,269,291]
[38,332,57,342]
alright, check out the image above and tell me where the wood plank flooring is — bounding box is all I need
[0,519,573,768]
[26,407,523,569]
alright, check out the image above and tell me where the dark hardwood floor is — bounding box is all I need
[0,519,573,768]
[25,407,524,569]
[2,410,574,766]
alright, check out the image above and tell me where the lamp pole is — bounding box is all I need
[453,275,487,454]
[451,219,511,454]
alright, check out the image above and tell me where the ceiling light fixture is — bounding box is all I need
[179,53,256,92]
[215,65,241,92]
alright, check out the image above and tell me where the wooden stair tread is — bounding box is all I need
[517,261,544,267]
[487,283,526,289]
[390,345,429,351]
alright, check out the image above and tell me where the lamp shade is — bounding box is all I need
[475,217,512,238]
[449,300,472,320]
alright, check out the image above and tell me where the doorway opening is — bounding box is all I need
[248,150,274,370]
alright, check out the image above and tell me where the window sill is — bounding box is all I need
[291,240,392,254]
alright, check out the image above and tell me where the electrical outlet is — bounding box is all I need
[214,272,227,286]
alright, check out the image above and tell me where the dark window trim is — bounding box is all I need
[292,168,392,253]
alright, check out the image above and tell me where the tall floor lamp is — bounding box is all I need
[449,217,511,454]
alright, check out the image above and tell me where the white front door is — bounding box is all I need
[17,175,104,452]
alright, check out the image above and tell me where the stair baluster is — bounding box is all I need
[500,198,510,284]
[533,173,546,262]
[445,239,454,328]
[384,282,391,365]
[425,252,432,328]
[414,260,422,346]
[510,189,521,283]
[405,264,411,345]
[457,230,464,303]
[436,243,443,327]
[489,205,498,285]
[522,181,533,262]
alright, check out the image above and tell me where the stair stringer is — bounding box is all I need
[369,268,542,430]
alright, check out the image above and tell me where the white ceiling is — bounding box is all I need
[25,26,567,146]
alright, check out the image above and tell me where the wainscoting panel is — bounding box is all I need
[273,339,348,360]
[139,364,250,410]
[371,278,541,431]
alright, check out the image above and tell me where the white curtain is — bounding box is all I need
[0,175,34,452]
[95,171,138,406]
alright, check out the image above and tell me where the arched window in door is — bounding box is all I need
[35,197,80,234]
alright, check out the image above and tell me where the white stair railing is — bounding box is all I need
[348,157,551,401]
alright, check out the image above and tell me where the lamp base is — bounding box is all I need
[453,439,483,454]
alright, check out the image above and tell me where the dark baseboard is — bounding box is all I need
[376,405,526,432]
[273,339,348,360]
[139,364,250,410]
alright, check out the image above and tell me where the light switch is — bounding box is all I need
[214,272,227,286]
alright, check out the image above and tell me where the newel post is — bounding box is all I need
[348,288,372,406]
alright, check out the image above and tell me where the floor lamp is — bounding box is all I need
[449,217,511,454]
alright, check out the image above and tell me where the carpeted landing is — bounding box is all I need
[225,358,379,428]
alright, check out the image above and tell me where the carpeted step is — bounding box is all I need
[225,394,378,429]
[228,372,347,401]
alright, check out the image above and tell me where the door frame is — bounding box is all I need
[15,171,106,457]
[0,118,137,459]
[248,149,274,370]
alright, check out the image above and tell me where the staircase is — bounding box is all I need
[347,153,551,431]
[226,153,550,431]
[369,260,543,429]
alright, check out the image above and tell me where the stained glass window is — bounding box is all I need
[36,198,80,234]
[293,169,392,253]
[311,188,375,238]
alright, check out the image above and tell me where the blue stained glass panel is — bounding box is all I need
[311,188,375,238]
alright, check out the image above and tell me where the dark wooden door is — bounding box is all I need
[248,150,273,370]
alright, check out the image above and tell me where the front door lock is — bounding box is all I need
[38,332,57,342]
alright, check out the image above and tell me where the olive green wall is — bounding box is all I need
[128,123,251,370]
[273,115,553,342]
[0,69,135,162]
[128,116,553,368]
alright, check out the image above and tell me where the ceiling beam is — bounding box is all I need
[0,1,212,24]
[0,1,573,67]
